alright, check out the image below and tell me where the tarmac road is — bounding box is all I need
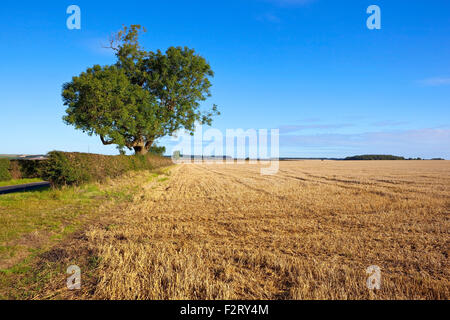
[0,182,51,195]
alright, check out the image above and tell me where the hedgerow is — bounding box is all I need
[41,151,172,187]
[0,159,11,181]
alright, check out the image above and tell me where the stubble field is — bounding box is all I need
[36,160,449,300]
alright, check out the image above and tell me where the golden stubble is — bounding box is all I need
[47,160,450,300]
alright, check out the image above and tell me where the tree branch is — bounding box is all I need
[101,33,120,52]
[100,135,114,145]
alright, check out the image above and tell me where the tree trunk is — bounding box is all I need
[133,145,148,155]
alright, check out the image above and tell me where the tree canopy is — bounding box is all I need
[63,25,219,154]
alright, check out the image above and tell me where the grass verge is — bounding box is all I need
[0,167,172,299]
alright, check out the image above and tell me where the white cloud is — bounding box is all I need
[418,77,450,86]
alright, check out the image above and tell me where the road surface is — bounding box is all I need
[0,182,50,195]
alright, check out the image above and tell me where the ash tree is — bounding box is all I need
[62,25,219,155]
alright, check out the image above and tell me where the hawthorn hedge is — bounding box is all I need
[0,159,11,181]
[41,151,172,187]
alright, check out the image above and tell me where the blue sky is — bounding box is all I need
[0,0,449,158]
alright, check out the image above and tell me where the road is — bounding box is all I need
[0,182,50,195]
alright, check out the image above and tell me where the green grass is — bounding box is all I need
[0,184,105,246]
[0,183,108,298]
[0,178,45,187]
[0,168,169,299]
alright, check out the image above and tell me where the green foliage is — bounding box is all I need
[41,151,171,187]
[345,155,406,160]
[0,159,11,181]
[62,65,156,152]
[149,145,166,156]
[13,160,45,179]
[63,25,219,155]
[41,152,86,186]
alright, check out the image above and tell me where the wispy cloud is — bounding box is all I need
[418,77,450,87]
[256,13,281,23]
[280,123,353,134]
[265,0,316,7]
[280,128,450,158]
[371,121,408,127]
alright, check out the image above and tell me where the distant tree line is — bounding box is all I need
[344,155,445,160]
[345,155,406,160]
